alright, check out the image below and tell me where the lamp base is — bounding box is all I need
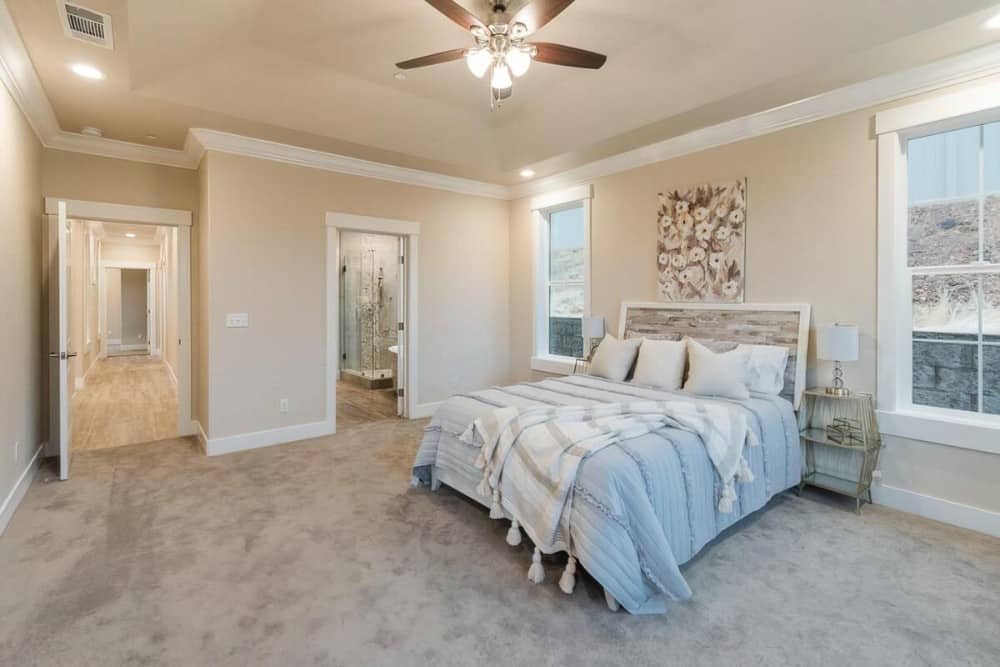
[825,386,851,396]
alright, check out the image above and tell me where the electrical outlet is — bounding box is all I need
[279,399,289,414]
[871,469,882,482]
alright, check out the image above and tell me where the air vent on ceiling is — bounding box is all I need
[58,2,114,50]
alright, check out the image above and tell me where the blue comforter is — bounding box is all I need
[412,374,801,614]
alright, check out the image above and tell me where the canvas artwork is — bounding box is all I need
[656,179,747,302]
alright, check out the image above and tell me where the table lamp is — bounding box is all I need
[582,316,606,360]
[817,324,859,396]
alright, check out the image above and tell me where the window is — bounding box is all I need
[877,82,1000,454]
[531,185,592,373]
[907,124,999,415]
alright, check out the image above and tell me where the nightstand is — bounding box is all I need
[797,388,882,513]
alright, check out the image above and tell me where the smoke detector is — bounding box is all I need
[58,2,114,50]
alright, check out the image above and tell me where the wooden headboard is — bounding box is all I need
[618,302,811,409]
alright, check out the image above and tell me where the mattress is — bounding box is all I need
[412,374,801,614]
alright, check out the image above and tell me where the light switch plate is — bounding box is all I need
[226,313,249,328]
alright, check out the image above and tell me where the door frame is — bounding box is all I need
[325,212,420,430]
[44,198,194,452]
[101,261,157,356]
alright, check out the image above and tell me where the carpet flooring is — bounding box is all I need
[1,417,998,666]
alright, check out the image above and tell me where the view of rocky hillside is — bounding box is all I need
[909,195,999,336]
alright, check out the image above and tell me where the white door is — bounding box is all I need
[48,201,74,480]
[396,237,406,416]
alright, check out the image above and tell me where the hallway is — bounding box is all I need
[71,356,178,451]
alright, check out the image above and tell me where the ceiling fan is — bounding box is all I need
[396,0,607,109]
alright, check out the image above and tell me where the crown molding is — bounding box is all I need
[186,128,509,199]
[509,41,1000,199]
[6,0,1000,203]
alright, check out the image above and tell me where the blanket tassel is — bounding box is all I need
[476,475,491,498]
[527,547,545,584]
[506,519,522,546]
[409,475,421,488]
[718,483,737,513]
[489,490,504,519]
[737,456,755,483]
[559,556,577,595]
[604,589,620,612]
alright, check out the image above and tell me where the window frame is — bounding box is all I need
[876,82,1000,455]
[530,185,593,374]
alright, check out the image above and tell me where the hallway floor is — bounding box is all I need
[71,356,178,451]
[336,379,398,428]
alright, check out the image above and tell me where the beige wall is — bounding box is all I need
[509,88,1000,514]
[199,150,510,438]
[120,269,148,346]
[0,74,42,529]
[42,149,199,211]
[164,228,179,378]
[101,241,160,264]
[196,161,210,434]
[104,267,122,341]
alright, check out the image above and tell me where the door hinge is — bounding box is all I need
[398,322,404,331]
[399,255,404,265]
[342,352,347,361]
[342,265,347,274]
[397,388,404,398]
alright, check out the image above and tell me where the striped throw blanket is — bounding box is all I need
[462,400,757,553]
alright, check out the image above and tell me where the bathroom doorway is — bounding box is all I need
[338,230,404,427]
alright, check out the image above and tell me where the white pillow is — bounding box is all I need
[632,339,687,391]
[683,338,751,400]
[589,335,642,382]
[738,344,789,395]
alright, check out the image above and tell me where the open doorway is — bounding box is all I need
[337,231,404,428]
[65,219,180,452]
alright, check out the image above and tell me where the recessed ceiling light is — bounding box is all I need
[394,71,407,80]
[520,168,536,178]
[125,232,136,238]
[69,63,104,80]
[986,12,1000,29]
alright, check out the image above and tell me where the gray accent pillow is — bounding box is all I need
[589,335,642,382]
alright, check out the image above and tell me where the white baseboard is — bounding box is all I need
[411,401,441,419]
[203,419,334,457]
[118,344,148,351]
[873,483,1000,538]
[0,443,44,536]
[193,420,208,454]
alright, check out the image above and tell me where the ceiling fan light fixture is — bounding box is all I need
[505,46,532,77]
[465,48,492,78]
[490,62,512,91]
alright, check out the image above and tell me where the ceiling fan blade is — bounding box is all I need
[396,48,467,70]
[511,0,576,34]
[530,42,607,69]
[424,0,485,31]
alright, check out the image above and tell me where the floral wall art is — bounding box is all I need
[656,179,747,302]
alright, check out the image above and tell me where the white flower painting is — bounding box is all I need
[656,180,747,303]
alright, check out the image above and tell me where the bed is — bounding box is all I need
[412,302,810,614]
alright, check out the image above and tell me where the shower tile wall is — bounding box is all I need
[341,232,399,380]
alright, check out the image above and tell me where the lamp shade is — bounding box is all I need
[582,316,606,339]
[817,324,859,362]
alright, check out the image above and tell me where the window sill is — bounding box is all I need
[530,355,579,375]
[877,408,1000,455]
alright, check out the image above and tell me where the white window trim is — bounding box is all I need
[876,80,1000,455]
[530,185,593,374]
